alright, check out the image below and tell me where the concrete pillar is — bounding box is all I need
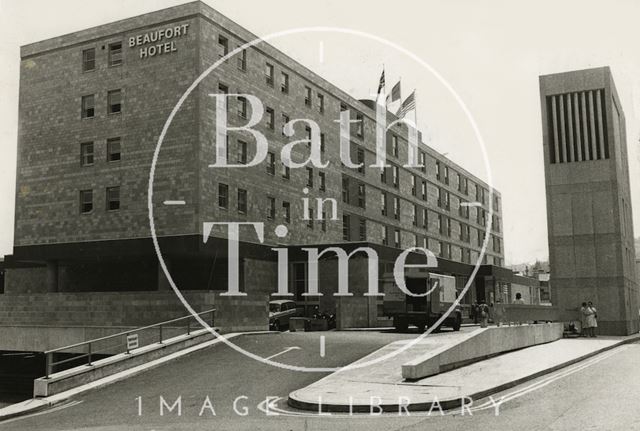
[157,259,171,291]
[551,95,560,163]
[566,94,574,162]
[596,89,605,159]
[46,261,58,293]
[558,94,567,163]
[581,91,590,160]
[588,90,598,159]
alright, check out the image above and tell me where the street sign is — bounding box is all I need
[126,334,139,351]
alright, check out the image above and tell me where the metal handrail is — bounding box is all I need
[43,308,215,379]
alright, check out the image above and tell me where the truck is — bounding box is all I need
[382,271,462,332]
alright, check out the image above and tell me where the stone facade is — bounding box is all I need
[5,1,506,333]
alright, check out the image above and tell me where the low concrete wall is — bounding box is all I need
[502,304,560,323]
[33,329,216,397]
[402,323,564,380]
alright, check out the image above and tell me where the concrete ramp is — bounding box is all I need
[402,323,563,380]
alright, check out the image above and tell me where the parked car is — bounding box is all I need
[269,300,299,331]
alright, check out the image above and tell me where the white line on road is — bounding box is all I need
[320,336,326,358]
[265,346,301,361]
[163,200,186,205]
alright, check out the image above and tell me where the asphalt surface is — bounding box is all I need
[1,331,638,431]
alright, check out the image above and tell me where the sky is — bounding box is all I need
[0,0,639,265]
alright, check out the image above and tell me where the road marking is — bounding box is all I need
[320,336,326,357]
[163,200,186,205]
[265,346,301,361]
[470,345,627,412]
[0,400,83,425]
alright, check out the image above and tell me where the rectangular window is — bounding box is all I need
[266,152,275,175]
[317,93,324,113]
[392,135,399,157]
[320,133,326,153]
[382,225,389,246]
[305,126,312,141]
[108,89,122,114]
[359,218,366,241]
[420,152,426,173]
[321,212,327,232]
[82,48,95,72]
[307,206,314,229]
[108,42,122,67]
[265,63,274,86]
[79,189,93,214]
[237,140,247,164]
[342,177,350,203]
[342,215,350,240]
[218,35,228,58]
[394,229,401,248]
[281,113,289,136]
[281,72,289,93]
[267,196,276,219]
[421,181,427,200]
[357,148,365,174]
[319,171,326,191]
[80,142,94,166]
[281,162,290,179]
[412,205,418,226]
[218,183,229,209]
[306,167,314,187]
[237,48,247,71]
[381,168,387,183]
[81,94,95,118]
[304,86,312,106]
[283,201,291,223]
[356,113,364,137]
[393,196,400,220]
[422,208,428,229]
[340,103,348,112]
[392,166,399,188]
[238,97,247,118]
[444,166,449,185]
[411,175,416,196]
[381,192,387,216]
[357,183,366,209]
[266,107,275,129]
[237,189,247,214]
[107,137,121,162]
[106,186,120,211]
[436,161,441,181]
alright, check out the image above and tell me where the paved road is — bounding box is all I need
[2,332,637,431]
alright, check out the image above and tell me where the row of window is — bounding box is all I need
[216,183,329,231]
[81,42,122,72]
[81,90,122,119]
[80,138,121,166]
[79,187,120,213]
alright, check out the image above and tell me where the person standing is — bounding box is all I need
[580,302,588,337]
[479,300,490,328]
[585,301,598,337]
[514,293,525,304]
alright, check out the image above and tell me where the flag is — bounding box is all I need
[377,68,385,95]
[390,80,401,102]
[396,90,416,118]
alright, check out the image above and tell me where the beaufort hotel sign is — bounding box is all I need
[128,23,190,59]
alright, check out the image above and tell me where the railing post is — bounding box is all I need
[87,343,92,366]
[45,352,51,379]
[159,325,163,344]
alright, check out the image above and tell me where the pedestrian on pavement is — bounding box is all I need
[580,302,588,337]
[585,301,598,337]
[479,300,489,328]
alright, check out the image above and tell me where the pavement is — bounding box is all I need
[289,331,640,412]
[2,327,640,430]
